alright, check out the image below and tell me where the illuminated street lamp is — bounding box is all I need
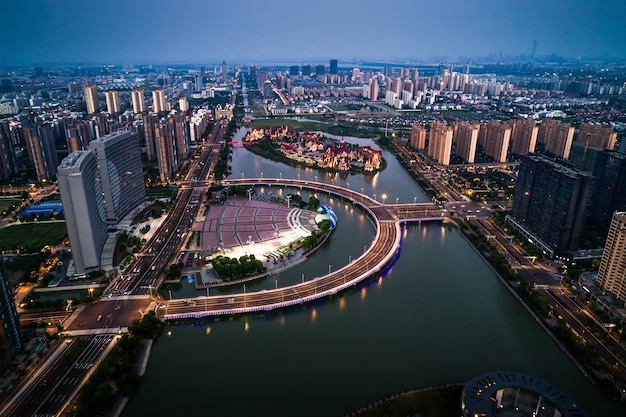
[382,194,387,204]
[88,288,94,298]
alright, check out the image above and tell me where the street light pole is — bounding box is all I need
[328,264,332,275]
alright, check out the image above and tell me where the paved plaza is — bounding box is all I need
[193,197,319,259]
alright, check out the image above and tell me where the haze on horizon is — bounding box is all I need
[1,0,625,66]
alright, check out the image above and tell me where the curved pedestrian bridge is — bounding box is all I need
[161,178,445,320]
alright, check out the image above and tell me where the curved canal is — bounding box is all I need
[122,131,622,416]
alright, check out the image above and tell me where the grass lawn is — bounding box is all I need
[0,222,67,251]
[250,106,266,117]
[328,104,363,112]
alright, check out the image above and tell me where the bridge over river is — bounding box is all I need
[161,178,448,320]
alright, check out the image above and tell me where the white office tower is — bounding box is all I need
[58,152,108,274]
[88,130,145,223]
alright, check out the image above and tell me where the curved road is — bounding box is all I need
[160,177,444,319]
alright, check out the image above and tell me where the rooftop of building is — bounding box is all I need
[462,371,588,417]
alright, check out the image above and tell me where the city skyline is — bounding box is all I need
[1,0,625,66]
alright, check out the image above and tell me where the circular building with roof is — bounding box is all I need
[461,371,588,417]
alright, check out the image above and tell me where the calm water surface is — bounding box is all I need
[122,134,622,417]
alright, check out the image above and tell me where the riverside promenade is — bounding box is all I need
[161,178,443,319]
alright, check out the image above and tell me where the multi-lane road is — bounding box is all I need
[2,335,115,417]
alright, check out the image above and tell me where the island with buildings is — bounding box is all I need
[244,126,385,173]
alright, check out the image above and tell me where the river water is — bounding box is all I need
[122,129,622,416]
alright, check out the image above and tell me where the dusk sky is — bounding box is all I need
[1,0,625,65]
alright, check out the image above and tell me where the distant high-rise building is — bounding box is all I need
[576,123,617,150]
[21,116,58,181]
[88,130,145,223]
[481,120,511,163]
[168,112,190,163]
[221,61,228,80]
[289,65,299,77]
[510,154,593,258]
[455,122,479,163]
[65,119,92,153]
[510,119,538,155]
[179,97,189,112]
[155,119,177,182]
[315,65,325,75]
[67,81,82,93]
[410,124,427,150]
[590,150,626,230]
[84,84,100,114]
[142,113,158,161]
[104,90,121,115]
[0,121,18,180]
[131,89,146,114]
[152,89,167,114]
[597,212,626,304]
[302,65,312,76]
[0,260,22,372]
[58,151,108,274]
[537,119,574,159]
[262,80,273,98]
[428,121,453,166]
[330,59,338,75]
[368,78,379,101]
[194,73,204,92]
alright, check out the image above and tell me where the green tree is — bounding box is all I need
[308,196,320,210]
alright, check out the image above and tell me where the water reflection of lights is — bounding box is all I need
[244,321,250,332]
[167,330,172,337]
[440,225,446,237]
[338,297,346,311]
[377,276,383,287]
[371,172,379,188]
[361,287,367,299]
[311,308,317,322]
[280,316,285,327]
[206,326,211,335]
